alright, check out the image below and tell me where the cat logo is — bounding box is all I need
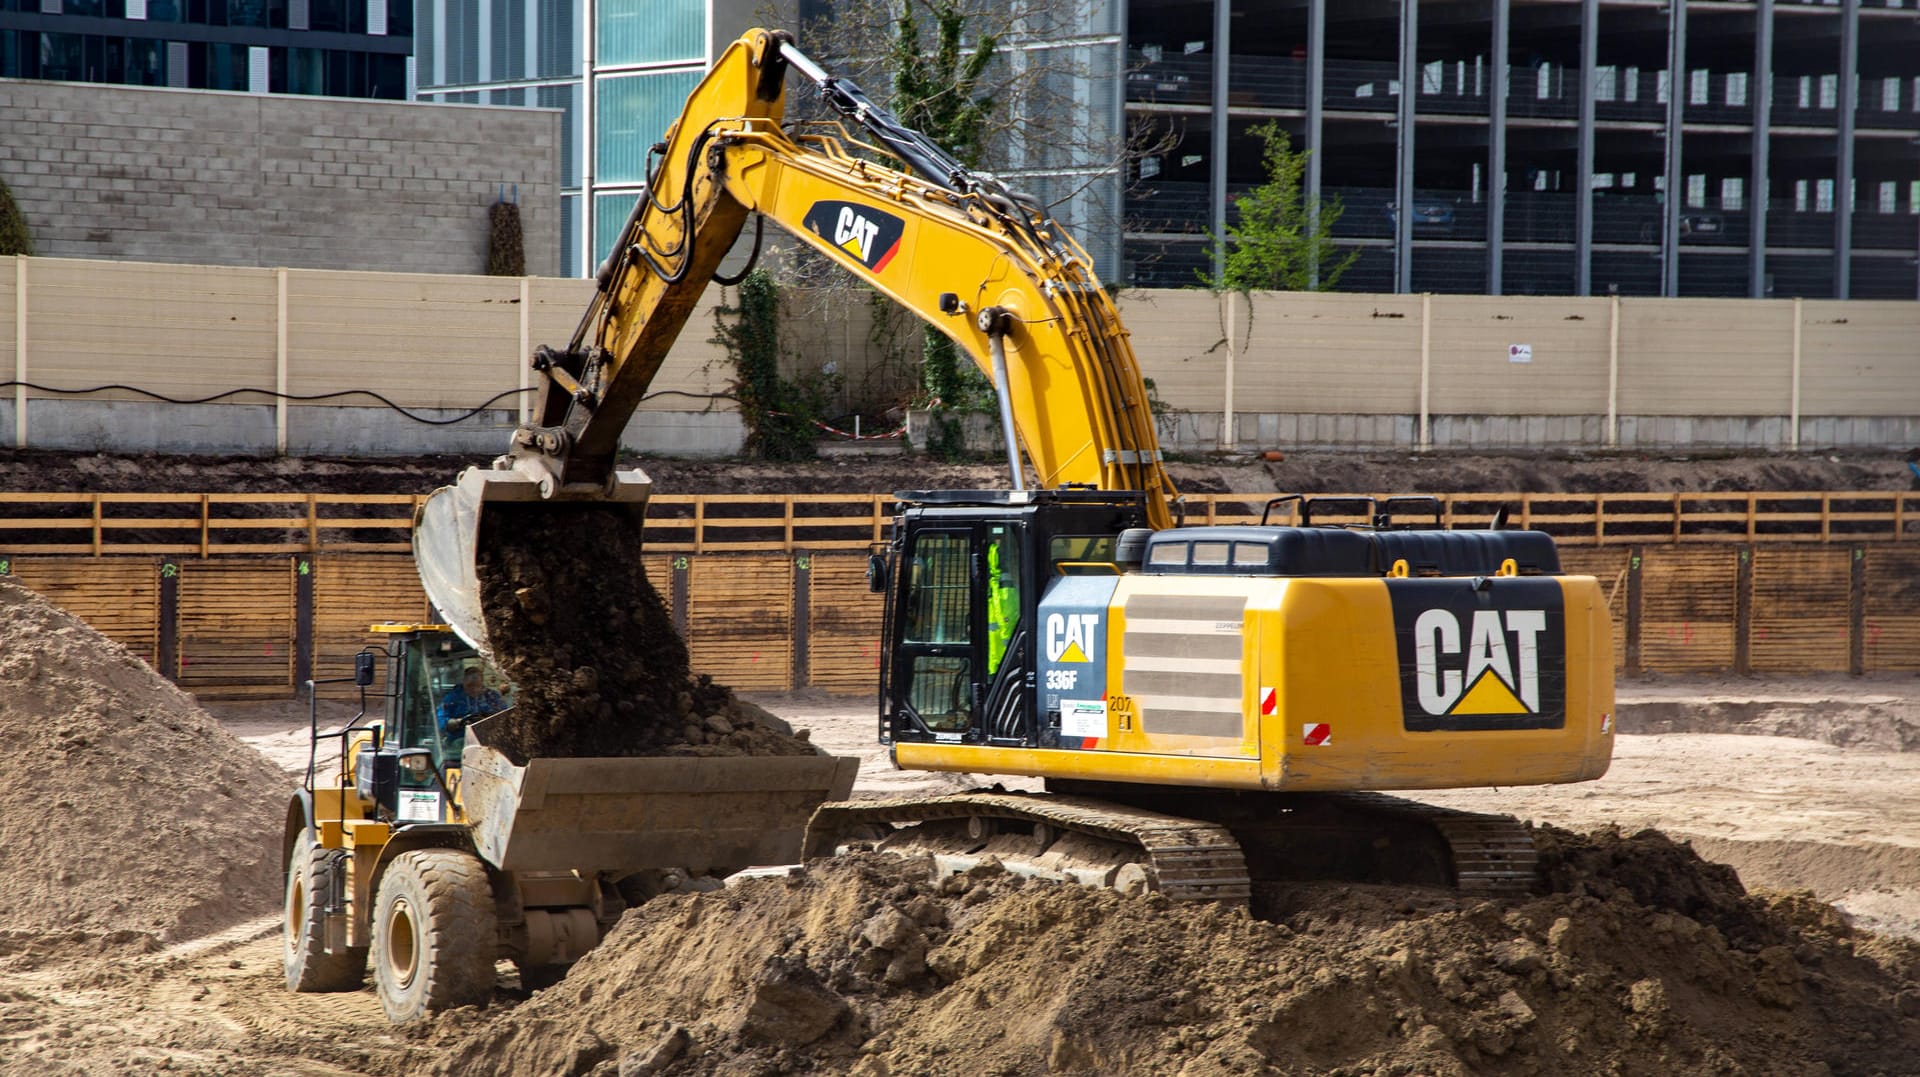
[1390,579,1566,732]
[801,200,906,272]
[1045,612,1099,664]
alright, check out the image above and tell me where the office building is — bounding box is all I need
[1125,0,1920,297]
[0,0,413,98]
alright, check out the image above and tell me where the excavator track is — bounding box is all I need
[806,789,1538,906]
[805,792,1252,903]
[1305,792,1539,898]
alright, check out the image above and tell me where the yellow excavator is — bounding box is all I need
[408,29,1612,914]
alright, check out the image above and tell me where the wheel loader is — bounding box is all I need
[282,622,856,1022]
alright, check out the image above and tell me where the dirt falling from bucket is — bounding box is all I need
[473,506,814,761]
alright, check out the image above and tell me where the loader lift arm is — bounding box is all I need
[517,29,1176,529]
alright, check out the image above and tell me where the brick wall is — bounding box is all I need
[0,80,561,276]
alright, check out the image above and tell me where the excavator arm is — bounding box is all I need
[534,29,1174,514]
[418,29,1177,650]
[412,27,1175,645]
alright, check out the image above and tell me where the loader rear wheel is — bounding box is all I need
[371,849,498,1023]
[284,832,367,992]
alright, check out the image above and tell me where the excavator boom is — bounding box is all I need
[416,29,1174,650]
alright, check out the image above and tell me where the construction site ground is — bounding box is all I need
[5,447,1920,1076]
[0,674,1911,1077]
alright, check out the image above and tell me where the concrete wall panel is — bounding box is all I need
[1617,299,1794,416]
[1428,296,1611,415]
[26,258,275,402]
[1237,292,1423,414]
[1799,301,1920,417]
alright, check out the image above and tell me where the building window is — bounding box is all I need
[1721,177,1744,212]
[1655,68,1669,104]
[593,191,641,266]
[596,68,703,184]
[1819,74,1837,110]
[598,0,701,67]
[1726,72,1747,107]
[1421,60,1443,94]
[1624,66,1639,103]
[1795,179,1809,212]
[1882,78,1900,111]
[1815,178,1834,213]
[1596,65,1617,102]
[1689,69,1709,105]
[1686,174,1706,208]
[1880,181,1897,214]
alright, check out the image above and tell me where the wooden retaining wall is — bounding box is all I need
[4,542,1916,698]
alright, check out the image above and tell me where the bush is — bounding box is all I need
[0,177,34,257]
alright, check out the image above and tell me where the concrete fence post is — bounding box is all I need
[1790,296,1803,451]
[518,277,532,426]
[1218,289,1237,451]
[1418,292,1432,451]
[1607,295,1620,448]
[14,255,26,449]
[275,267,289,455]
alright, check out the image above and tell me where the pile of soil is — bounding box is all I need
[423,830,1920,1077]
[0,580,287,941]
[473,506,815,762]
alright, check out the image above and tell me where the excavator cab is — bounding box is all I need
[881,491,1150,748]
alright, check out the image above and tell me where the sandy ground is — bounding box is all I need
[5,677,1914,1077]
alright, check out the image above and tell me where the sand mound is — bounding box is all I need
[0,580,288,941]
[424,830,1920,1077]
[475,507,814,761]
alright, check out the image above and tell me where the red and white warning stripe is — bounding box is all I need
[1302,722,1332,746]
[1259,686,1277,716]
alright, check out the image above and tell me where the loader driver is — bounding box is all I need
[437,666,505,752]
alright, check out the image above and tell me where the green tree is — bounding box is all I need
[887,0,999,431]
[1205,122,1354,292]
[0,177,33,257]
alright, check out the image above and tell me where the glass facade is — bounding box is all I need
[1119,0,1920,298]
[0,0,411,96]
[596,0,695,67]
[414,0,706,275]
[594,68,701,183]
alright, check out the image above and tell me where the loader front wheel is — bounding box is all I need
[371,849,498,1022]
[284,832,367,992]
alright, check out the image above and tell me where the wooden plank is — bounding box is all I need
[176,559,293,689]
[1638,547,1737,672]
[7,558,160,665]
[1750,548,1851,673]
[1864,548,1920,672]
[1555,547,1630,672]
[687,555,792,690]
[808,554,886,692]
[311,554,428,700]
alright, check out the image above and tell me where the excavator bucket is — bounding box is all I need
[413,465,652,657]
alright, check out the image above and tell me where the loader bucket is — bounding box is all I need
[460,739,862,876]
[413,465,652,657]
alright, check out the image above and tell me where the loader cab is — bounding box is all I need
[880,491,1148,749]
[368,625,514,824]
